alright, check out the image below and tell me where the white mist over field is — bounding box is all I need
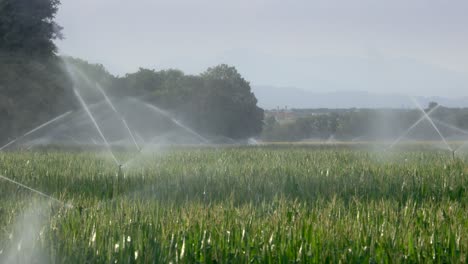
[3,202,50,264]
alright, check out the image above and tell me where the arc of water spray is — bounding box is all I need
[388,104,441,149]
[68,64,140,152]
[95,84,140,151]
[72,88,120,166]
[455,141,468,154]
[432,119,468,153]
[137,99,210,144]
[0,111,72,151]
[65,61,123,165]
[432,119,468,136]
[0,175,72,208]
[135,132,145,146]
[121,98,212,169]
[411,97,452,152]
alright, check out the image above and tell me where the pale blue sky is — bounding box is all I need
[56,0,468,97]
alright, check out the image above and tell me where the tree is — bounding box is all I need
[0,0,62,57]
[0,54,76,144]
[111,64,264,139]
[0,0,73,144]
[427,101,439,112]
[199,65,264,139]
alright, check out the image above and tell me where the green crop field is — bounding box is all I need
[0,145,467,263]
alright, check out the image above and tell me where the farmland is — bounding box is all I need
[0,145,467,263]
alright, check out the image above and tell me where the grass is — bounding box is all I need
[0,145,467,263]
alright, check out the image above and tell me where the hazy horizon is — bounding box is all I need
[56,0,468,98]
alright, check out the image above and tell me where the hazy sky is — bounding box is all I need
[56,0,468,97]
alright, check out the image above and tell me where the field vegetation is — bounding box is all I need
[0,145,466,263]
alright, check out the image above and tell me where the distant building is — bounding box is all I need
[265,107,297,124]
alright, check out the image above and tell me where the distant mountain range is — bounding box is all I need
[252,86,468,109]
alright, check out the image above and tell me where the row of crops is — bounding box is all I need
[0,145,467,263]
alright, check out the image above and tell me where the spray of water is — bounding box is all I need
[3,202,50,263]
[0,111,72,151]
[137,99,210,144]
[388,104,441,149]
[72,88,120,166]
[0,174,72,208]
[432,119,468,136]
[66,63,140,152]
[455,141,468,153]
[95,84,140,151]
[411,98,452,151]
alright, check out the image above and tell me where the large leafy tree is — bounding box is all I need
[0,0,73,144]
[198,65,264,138]
[0,0,62,57]
[112,64,264,139]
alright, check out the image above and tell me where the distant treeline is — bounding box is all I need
[262,106,468,142]
[0,54,264,143]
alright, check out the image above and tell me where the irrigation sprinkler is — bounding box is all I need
[95,83,141,152]
[387,105,441,150]
[112,164,125,198]
[72,87,120,166]
[64,60,120,166]
[118,164,124,178]
[69,64,141,152]
[411,98,452,152]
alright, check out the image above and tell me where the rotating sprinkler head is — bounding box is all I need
[117,164,125,179]
[118,164,123,175]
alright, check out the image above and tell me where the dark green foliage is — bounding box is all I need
[0,0,73,145]
[0,0,62,57]
[112,64,264,139]
[62,57,114,89]
[195,65,264,138]
[0,53,76,145]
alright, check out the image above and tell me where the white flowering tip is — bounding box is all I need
[91,231,96,243]
[180,239,186,259]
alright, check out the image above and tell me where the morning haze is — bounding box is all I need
[57,0,468,104]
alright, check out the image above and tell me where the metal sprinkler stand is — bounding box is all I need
[118,164,123,176]
[113,164,124,197]
[118,164,124,193]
